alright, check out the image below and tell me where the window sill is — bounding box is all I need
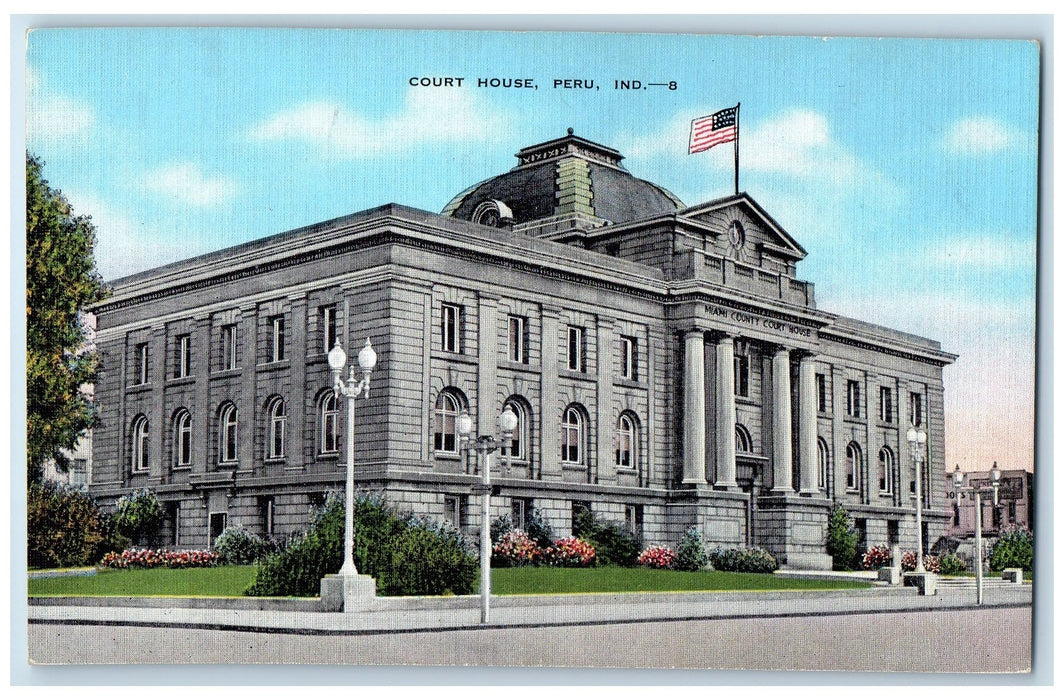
[171,465,192,472]
[166,376,195,387]
[264,457,287,465]
[212,368,241,379]
[434,452,463,461]
[432,350,477,366]
[561,463,588,470]
[614,378,647,391]
[617,466,638,474]
[876,420,897,429]
[257,359,291,372]
[559,369,594,382]
[498,359,539,373]
[317,452,340,461]
[125,383,152,393]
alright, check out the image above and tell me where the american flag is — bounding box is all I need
[689,105,739,154]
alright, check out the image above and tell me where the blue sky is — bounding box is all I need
[24,28,1040,474]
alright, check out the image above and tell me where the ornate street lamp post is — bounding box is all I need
[327,338,376,578]
[458,405,518,624]
[906,427,928,572]
[953,462,1001,605]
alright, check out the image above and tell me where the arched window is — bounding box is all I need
[130,415,150,473]
[735,424,753,453]
[817,437,830,491]
[503,397,531,462]
[433,391,462,455]
[878,447,895,494]
[172,409,192,468]
[561,405,586,465]
[266,396,286,460]
[218,403,238,464]
[616,413,638,468]
[846,442,862,492]
[319,393,340,455]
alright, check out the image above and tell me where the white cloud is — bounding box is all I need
[143,162,238,207]
[25,67,95,146]
[247,89,509,158]
[63,190,215,280]
[940,116,1025,156]
[925,232,1036,270]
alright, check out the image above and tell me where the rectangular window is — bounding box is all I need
[508,315,528,364]
[620,336,637,380]
[320,305,337,353]
[70,458,88,486]
[269,316,286,363]
[443,495,465,529]
[566,325,585,372]
[734,352,750,397]
[174,334,191,379]
[209,512,228,545]
[846,380,862,418]
[879,386,893,423]
[136,343,149,384]
[910,392,923,427]
[624,504,643,538]
[261,496,275,536]
[221,324,237,371]
[441,303,460,353]
[571,501,591,534]
[170,502,181,547]
[816,373,827,412]
[511,498,531,531]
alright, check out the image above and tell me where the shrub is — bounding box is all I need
[377,524,477,596]
[708,546,779,573]
[492,529,543,567]
[111,488,164,546]
[573,510,642,566]
[674,527,709,572]
[861,544,892,570]
[545,537,596,567]
[490,514,514,545]
[989,527,1033,573]
[637,545,677,569]
[245,492,478,597]
[28,481,116,568]
[100,548,220,569]
[826,506,858,571]
[214,526,271,565]
[524,508,555,549]
[938,552,967,576]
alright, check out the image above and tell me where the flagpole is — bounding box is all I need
[734,102,740,195]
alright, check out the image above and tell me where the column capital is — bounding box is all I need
[706,329,733,344]
[793,348,819,362]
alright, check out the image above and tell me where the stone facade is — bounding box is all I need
[88,132,956,568]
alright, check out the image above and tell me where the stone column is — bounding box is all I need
[682,329,707,485]
[714,334,738,490]
[476,294,499,437]
[539,306,560,480]
[771,346,794,494]
[798,353,819,495]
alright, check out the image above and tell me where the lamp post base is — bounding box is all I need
[320,573,377,612]
[902,571,937,596]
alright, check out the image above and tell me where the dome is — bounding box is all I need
[442,130,684,230]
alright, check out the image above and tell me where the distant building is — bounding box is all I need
[945,468,1033,538]
[41,434,92,488]
[87,130,956,567]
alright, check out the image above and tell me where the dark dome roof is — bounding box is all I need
[442,131,684,227]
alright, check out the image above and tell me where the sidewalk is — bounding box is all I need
[28,579,1032,635]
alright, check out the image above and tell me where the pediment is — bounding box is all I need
[679,193,807,262]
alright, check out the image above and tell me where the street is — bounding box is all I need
[27,605,1031,673]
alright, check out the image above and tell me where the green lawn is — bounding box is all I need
[29,564,870,598]
[28,566,258,597]
[491,566,871,595]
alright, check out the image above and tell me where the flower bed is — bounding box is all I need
[900,551,941,573]
[100,548,221,569]
[544,537,596,567]
[861,544,892,570]
[492,529,543,567]
[637,545,677,569]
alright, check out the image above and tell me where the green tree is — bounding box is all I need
[826,506,859,571]
[26,153,107,482]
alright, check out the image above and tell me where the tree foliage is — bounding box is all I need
[826,506,859,571]
[26,153,107,482]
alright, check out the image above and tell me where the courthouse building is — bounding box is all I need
[88,130,956,568]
